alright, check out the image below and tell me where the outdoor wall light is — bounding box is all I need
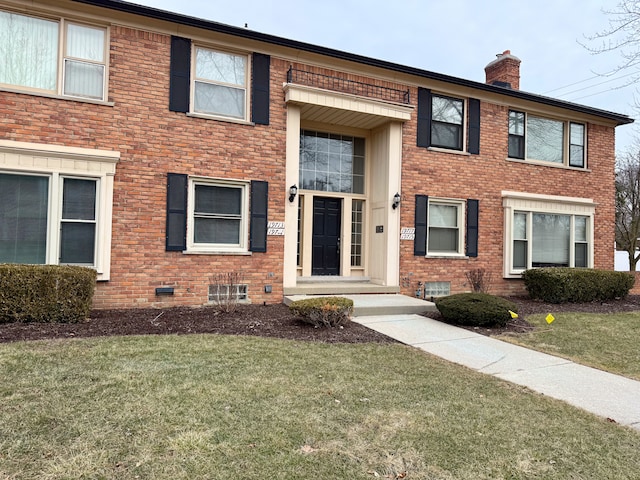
[392,192,401,210]
[289,184,298,203]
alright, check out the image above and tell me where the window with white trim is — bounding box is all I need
[193,46,248,120]
[508,110,586,168]
[503,192,594,276]
[427,199,465,256]
[188,179,249,252]
[0,173,99,266]
[431,94,464,151]
[0,10,107,101]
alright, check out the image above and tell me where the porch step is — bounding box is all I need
[283,293,437,317]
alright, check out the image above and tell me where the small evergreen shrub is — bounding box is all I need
[435,293,517,327]
[0,264,97,323]
[289,296,354,328]
[522,268,635,303]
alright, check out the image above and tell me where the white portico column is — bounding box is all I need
[283,104,301,289]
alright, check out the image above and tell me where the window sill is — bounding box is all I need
[184,250,252,256]
[0,86,114,107]
[427,147,470,156]
[506,157,590,172]
[186,112,254,126]
[425,254,469,259]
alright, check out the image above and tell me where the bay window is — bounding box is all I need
[0,174,98,267]
[503,192,594,276]
[0,10,107,101]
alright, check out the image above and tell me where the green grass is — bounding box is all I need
[1,335,639,479]
[497,311,640,381]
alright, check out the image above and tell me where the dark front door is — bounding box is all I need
[312,197,341,275]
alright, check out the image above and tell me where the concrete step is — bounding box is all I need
[283,293,437,317]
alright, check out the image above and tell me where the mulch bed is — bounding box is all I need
[1,296,640,345]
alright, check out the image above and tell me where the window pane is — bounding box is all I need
[570,145,584,168]
[430,204,458,227]
[194,82,245,118]
[513,239,527,269]
[66,23,104,62]
[194,218,240,244]
[0,11,58,91]
[298,131,365,193]
[64,60,104,99]
[0,174,48,264]
[570,123,585,146]
[195,48,245,85]
[432,96,463,124]
[195,185,241,215]
[514,212,527,239]
[509,111,525,135]
[431,122,462,150]
[575,243,588,268]
[60,222,95,264]
[527,116,564,163]
[351,200,363,267]
[428,227,458,252]
[532,213,570,267]
[63,178,96,220]
[575,216,587,242]
[508,135,524,159]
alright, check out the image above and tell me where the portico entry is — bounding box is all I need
[312,197,342,275]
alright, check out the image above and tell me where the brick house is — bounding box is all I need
[0,0,633,308]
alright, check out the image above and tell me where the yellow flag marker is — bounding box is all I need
[546,314,555,324]
[509,310,519,319]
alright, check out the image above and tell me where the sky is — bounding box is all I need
[131,0,639,154]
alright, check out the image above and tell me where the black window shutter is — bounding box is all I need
[466,199,479,257]
[251,53,271,125]
[169,36,191,113]
[417,88,432,148]
[414,195,428,256]
[250,180,268,252]
[166,173,188,251]
[468,98,481,155]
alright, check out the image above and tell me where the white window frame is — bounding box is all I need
[186,178,249,253]
[191,45,250,122]
[0,140,119,280]
[430,94,466,152]
[426,198,466,257]
[502,191,595,277]
[0,9,109,102]
[508,110,587,168]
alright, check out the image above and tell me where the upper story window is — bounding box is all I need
[508,110,586,168]
[193,46,248,120]
[0,10,107,101]
[431,94,464,151]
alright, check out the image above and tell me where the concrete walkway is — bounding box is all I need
[354,313,640,431]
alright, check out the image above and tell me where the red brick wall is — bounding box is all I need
[398,97,616,299]
[0,21,618,308]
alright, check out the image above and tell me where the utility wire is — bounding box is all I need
[555,70,638,98]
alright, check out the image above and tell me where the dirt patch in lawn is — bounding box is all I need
[1,296,640,344]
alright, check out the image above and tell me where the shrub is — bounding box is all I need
[435,293,517,327]
[522,268,635,303]
[0,264,97,323]
[289,296,354,328]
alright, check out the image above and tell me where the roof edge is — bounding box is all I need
[73,0,633,125]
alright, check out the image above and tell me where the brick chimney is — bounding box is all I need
[485,50,521,90]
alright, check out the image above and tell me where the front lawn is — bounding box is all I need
[496,311,640,381]
[1,334,639,479]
